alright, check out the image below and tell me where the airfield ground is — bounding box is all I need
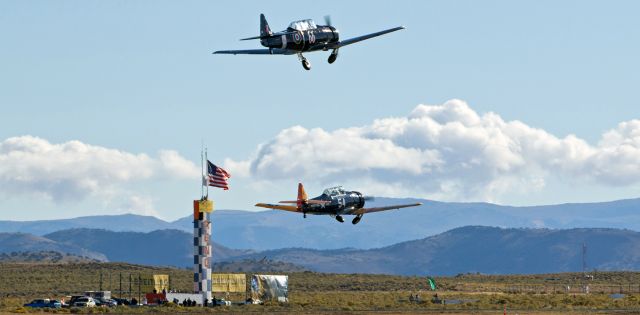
[2,262,640,314]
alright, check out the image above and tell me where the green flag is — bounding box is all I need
[427,277,436,291]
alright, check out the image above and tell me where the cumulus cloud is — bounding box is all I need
[119,195,160,218]
[0,136,199,202]
[229,99,640,201]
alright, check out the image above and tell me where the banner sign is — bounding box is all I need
[133,274,169,293]
[212,273,246,293]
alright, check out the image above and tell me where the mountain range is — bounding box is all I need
[2,197,640,250]
[0,232,107,261]
[3,226,640,275]
[231,226,640,275]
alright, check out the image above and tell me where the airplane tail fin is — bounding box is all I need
[297,183,308,209]
[260,14,272,37]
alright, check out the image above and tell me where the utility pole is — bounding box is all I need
[582,242,587,274]
[138,274,141,304]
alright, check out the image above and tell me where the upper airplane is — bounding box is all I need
[255,183,422,225]
[213,14,405,70]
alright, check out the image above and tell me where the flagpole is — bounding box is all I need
[205,147,209,199]
[201,142,204,200]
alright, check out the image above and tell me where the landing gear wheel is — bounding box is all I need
[335,215,344,223]
[302,59,311,70]
[328,49,338,64]
[352,214,362,225]
[328,53,337,64]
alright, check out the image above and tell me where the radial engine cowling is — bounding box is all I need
[351,191,365,209]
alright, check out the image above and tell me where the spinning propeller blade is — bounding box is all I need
[324,15,332,27]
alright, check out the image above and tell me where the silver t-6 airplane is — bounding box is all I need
[213,14,405,70]
[255,183,422,225]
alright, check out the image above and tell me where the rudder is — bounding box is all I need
[260,14,272,37]
[297,183,308,208]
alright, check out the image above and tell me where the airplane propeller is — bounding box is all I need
[363,196,375,202]
[324,15,332,27]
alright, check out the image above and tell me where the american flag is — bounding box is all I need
[205,161,231,190]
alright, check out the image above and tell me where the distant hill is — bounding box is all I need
[213,258,309,273]
[44,228,253,268]
[0,214,175,236]
[0,251,101,263]
[231,226,640,276]
[0,232,107,261]
[3,197,640,250]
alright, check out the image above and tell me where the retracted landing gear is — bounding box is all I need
[328,49,338,64]
[298,53,311,70]
[335,215,344,223]
[352,214,363,225]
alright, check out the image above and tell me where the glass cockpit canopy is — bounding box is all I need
[287,19,317,31]
[322,186,345,196]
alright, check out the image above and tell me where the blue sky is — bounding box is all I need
[1,0,639,221]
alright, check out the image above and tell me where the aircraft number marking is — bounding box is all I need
[309,31,316,44]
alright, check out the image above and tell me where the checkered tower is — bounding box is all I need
[193,199,214,302]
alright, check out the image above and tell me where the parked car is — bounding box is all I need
[24,299,62,308]
[95,297,118,307]
[112,297,130,306]
[212,298,231,306]
[66,295,84,308]
[72,297,96,307]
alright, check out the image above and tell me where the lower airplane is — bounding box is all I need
[255,183,422,224]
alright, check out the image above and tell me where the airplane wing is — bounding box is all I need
[212,49,295,55]
[278,200,330,205]
[255,203,299,212]
[333,26,405,48]
[348,202,422,215]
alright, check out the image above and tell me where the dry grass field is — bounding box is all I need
[2,262,640,314]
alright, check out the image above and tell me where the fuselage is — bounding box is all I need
[261,23,339,53]
[302,187,365,215]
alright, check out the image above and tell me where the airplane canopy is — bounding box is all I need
[288,19,317,31]
[322,186,345,196]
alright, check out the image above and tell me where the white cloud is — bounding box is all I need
[0,136,199,202]
[120,195,160,218]
[230,99,640,201]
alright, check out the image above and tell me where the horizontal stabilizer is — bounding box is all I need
[240,35,264,41]
[240,31,298,41]
[255,203,299,212]
[278,200,330,205]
